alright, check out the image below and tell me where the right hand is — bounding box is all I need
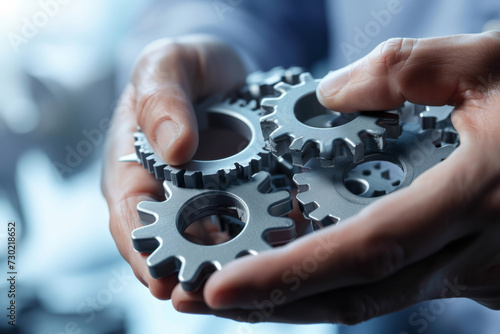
[101,35,247,299]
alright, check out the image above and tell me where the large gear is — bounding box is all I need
[131,172,295,291]
[135,99,273,188]
[260,73,402,167]
[294,124,455,229]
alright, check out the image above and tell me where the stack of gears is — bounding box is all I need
[122,67,458,291]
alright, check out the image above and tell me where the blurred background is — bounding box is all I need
[0,0,336,333]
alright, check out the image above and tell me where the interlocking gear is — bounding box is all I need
[131,172,295,291]
[135,99,273,188]
[260,73,402,167]
[294,124,455,229]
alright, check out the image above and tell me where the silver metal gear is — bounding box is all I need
[294,124,455,229]
[131,172,295,291]
[260,72,402,167]
[134,99,273,188]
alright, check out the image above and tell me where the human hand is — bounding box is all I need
[101,35,247,299]
[171,32,500,324]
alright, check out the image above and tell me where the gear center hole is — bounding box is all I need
[193,110,251,161]
[344,159,404,198]
[294,92,358,128]
[179,194,247,246]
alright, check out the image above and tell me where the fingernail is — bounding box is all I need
[317,67,351,102]
[155,120,180,161]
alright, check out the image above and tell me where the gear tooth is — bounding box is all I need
[274,82,293,94]
[268,127,289,142]
[310,211,340,228]
[251,171,271,188]
[170,169,187,187]
[131,225,159,252]
[131,225,156,241]
[340,137,364,162]
[420,115,437,130]
[147,248,169,267]
[182,171,204,188]
[162,166,172,181]
[235,162,251,179]
[145,155,157,172]
[292,172,310,189]
[147,250,181,279]
[260,112,277,122]
[260,97,280,112]
[300,72,315,83]
[263,217,296,245]
[247,99,258,110]
[295,191,319,215]
[136,201,161,216]
[153,162,166,180]
[179,262,218,292]
[289,137,304,151]
[266,190,293,216]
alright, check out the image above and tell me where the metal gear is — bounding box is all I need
[294,124,455,229]
[260,73,402,167]
[134,99,273,188]
[131,172,295,291]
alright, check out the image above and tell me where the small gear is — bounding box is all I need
[131,172,295,291]
[294,124,455,229]
[260,73,402,167]
[135,99,273,188]
[238,66,304,103]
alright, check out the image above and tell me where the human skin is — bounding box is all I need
[103,32,500,323]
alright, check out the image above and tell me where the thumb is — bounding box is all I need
[317,32,500,113]
[132,41,199,166]
[132,36,247,166]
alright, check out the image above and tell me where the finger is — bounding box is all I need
[317,32,500,113]
[202,144,490,309]
[132,36,246,165]
[175,236,475,324]
[102,86,178,299]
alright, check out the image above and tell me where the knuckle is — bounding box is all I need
[136,91,160,123]
[352,238,405,280]
[140,39,185,64]
[376,37,416,75]
[481,30,500,43]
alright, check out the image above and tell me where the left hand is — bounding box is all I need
[169,32,500,324]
